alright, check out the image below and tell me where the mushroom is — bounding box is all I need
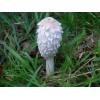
[37,17,63,76]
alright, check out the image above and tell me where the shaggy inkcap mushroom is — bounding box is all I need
[37,17,63,76]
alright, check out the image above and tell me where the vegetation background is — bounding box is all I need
[0,12,100,87]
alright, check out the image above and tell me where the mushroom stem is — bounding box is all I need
[46,57,54,76]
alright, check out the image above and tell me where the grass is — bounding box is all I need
[0,12,100,86]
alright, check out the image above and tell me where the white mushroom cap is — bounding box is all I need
[37,17,63,59]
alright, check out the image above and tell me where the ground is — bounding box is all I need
[0,12,100,86]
